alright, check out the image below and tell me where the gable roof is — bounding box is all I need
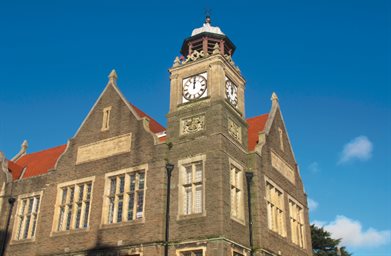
[128,103,166,134]
[246,113,269,151]
[7,160,24,180]
[13,144,67,179]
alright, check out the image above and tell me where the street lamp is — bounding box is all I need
[164,163,174,256]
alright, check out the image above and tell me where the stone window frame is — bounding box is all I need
[264,176,286,237]
[288,195,306,249]
[177,155,206,219]
[176,246,206,256]
[12,191,43,242]
[101,164,148,226]
[51,176,95,234]
[229,158,245,225]
[101,106,112,131]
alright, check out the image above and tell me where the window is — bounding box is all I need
[177,249,204,256]
[265,178,286,237]
[230,162,244,222]
[278,127,284,151]
[178,155,205,216]
[14,192,41,240]
[289,198,306,248]
[101,106,112,131]
[55,178,93,232]
[103,167,146,224]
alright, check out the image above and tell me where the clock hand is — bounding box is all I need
[193,77,196,89]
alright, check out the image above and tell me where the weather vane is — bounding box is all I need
[204,8,212,24]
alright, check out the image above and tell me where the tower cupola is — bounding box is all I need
[180,16,236,57]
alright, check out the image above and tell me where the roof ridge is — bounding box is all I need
[246,113,269,120]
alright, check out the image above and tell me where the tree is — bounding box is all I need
[311,224,352,256]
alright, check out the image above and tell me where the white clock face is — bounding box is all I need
[183,74,207,101]
[225,79,238,106]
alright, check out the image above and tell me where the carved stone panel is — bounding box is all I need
[271,151,295,184]
[228,119,242,143]
[76,133,132,164]
[181,115,205,135]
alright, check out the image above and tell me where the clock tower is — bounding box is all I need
[166,17,251,255]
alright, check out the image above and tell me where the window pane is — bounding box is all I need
[108,197,115,224]
[184,187,192,215]
[110,178,116,195]
[130,174,136,192]
[194,163,202,182]
[58,207,65,231]
[119,176,125,193]
[86,184,92,200]
[185,166,192,184]
[194,185,202,213]
[128,192,135,221]
[61,188,67,204]
[117,195,123,223]
[136,191,144,219]
[75,203,82,229]
[138,172,145,190]
[83,201,90,228]
[66,206,72,230]
[78,184,84,201]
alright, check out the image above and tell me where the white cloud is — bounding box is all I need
[307,198,319,211]
[338,136,373,164]
[308,161,321,173]
[314,215,391,248]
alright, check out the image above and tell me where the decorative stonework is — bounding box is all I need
[228,119,242,143]
[181,115,205,135]
[271,151,295,184]
[76,133,132,164]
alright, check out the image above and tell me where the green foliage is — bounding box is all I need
[311,224,352,256]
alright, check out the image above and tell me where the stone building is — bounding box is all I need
[0,17,312,256]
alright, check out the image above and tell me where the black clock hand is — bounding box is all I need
[193,77,196,89]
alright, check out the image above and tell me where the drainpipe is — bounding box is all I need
[245,172,254,256]
[1,196,16,256]
[164,163,174,256]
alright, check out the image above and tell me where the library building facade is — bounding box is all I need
[0,18,312,256]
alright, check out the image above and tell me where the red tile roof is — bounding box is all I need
[15,144,66,179]
[7,160,24,180]
[246,113,269,151]
[129,103,166,133]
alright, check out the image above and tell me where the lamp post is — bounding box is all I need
[245,172,254,256]
[0,196,15,256]
[164,163,174,256]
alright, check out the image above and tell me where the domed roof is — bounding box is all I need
[191,16,225,36]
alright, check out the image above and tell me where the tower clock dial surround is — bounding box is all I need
[182,73,208,102]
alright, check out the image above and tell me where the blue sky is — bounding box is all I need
[0,1,390,255]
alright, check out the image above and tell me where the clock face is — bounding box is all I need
[225,79,238,106]
[183,74,207,101]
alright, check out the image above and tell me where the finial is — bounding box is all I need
[22,140,28,151]
[213,43,220,55]
[271,92,279,102]
[173,56,180,67]
[108,69,118,84]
